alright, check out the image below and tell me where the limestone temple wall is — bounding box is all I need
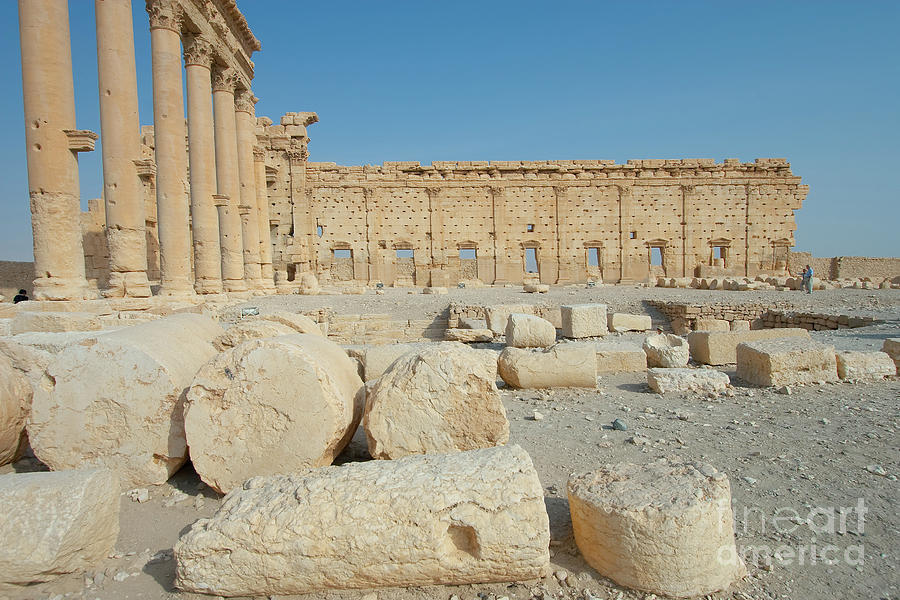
[789,252,900,281]
[263,151,808,286]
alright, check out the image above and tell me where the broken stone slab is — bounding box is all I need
[185,334,364,493]
[353,342,429,381]
[423,286,449,295]
[693,318,730,332]
[730,320,751,332]
[485,304,538,334]
[213,320,297,351]
[28,314,224,488]
[174,444,550,596]
[642,333,689,368]
[298,273,320,295]
[736,338,838,387]
[0,469,119,586]
[560,304,608,338]
[593,342,647,374]
[687,328,810,365]
[458,317,487,330]
[364,342,507,459]
[835,351,895,380]
[882,338,900,373]
[258,311,324,336]
[445,328,494,343]
[9,311,102,335]
[607,313,652,333]
[498,344,596,389]
[523,283,549,293]
[647,368,730,394]
[505,313,556,348]
[568,460,745,598]
[0,354,29,466]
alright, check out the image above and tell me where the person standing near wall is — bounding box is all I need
[801,265,814,294]
[13,288,29,303]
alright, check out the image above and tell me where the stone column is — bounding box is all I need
[95,0,150,298]
[211,67,246,292]
[253,147,276,290]
[234,90,263,287]
[183,35,222,294]
[18,0,92,300]
[147,0,194,295]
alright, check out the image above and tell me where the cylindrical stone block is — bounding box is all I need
[175,444,551,596]
[185,334,364,493]
[498,344,596,388]
[148,13,194,295]
[28,314,224,488]
[18,0,90,300]
[568,460,746,598]
[0,355,30,466]
[95,0,150,298]
[184,36,222,294]
[235,92,262,286]
[212,69,246,292]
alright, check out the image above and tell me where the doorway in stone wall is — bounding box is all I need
[585,244,603,280]
[648,241,667,278]
[331,247,354,281]
[395,246,416,284]
[459,246,477,280]
[524,247,539,278]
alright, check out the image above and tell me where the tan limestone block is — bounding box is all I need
[258,311,324,336]
[835,351,895,380]
[364,343,508,459]
[0,355,29,466]
[445,328,494,343]
[523,283,549,293]
[593,342,647,373]
[213,320,297,351]
[0,469,120,585]
[561,304,608,338]
[10,311,102,334]
[736,338,838,387]
[730,320,751,331]
[298,272,320,295]
[185,335,364,493]
[505,313,557,348]
[174,445,550,596]
[354,342,429,381]
[642,333,689,368]
[694,318,730,332]
[485,304,537,334]
[881,338,900,373]
[498,344,596,389]
[687,328,810,365]
[27,315,224,488]
[647,367,730,394]
[607,313,652,333]
[568,460,745,598]
[422,286,449,295]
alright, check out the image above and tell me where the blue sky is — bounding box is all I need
[0,0,897,261]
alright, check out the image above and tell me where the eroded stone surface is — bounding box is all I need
[561,304,608,339]
[258,311,324,336]
[607,313,652,333]
[736,338,838,387]
[10,311,102,335]
[505,313,556,348]
[213,320,297,351]
[498,344,596,389]
[0,469,119,585]
[835,351,895,380]
[185,334,364,493]
[28,314,224,487]
[642,333,689,368]
[445,328,494,343]
[687,328,810,365]
[568,460,745,598]
[593,342,647,373]
[364,342,508,459]
[882,338,900,373]
[0,354,29,466]
[647,367,730,394]
[175,445,550,596]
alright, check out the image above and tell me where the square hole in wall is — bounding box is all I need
[630,231,637,239]
[527,224,535,232]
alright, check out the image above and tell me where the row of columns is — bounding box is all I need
[17,0,276,299]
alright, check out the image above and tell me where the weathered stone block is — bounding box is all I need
[356,342,428,381]
[498,344,596,388]
[258,311,324,336]
[694,318,730,332]
[593,342,646,373]
[485,304,536,334]
[687,328,810,365]
[882,338,900,373]
[0,354,29,466]
[560,304,608,338]
[10,311,102,334]
[647,367,730,394]
[607,313,652,333]
[642,333,689,368]
[445,328,494,343]
[213,320,297,351]
[364,343,507,459]
[505,313,556,348]
[730,320,751,332]
[523,283,549,293]
[835,351,895,380]
[0,469,119,585]
[28,314,224,488]
[185,335,364,493]
[568,460,745,598]
[736,338,838,387]
[175,445,550,596]
[423,286,448,295]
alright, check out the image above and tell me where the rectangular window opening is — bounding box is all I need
[714,246,727,261]
[333,248,352,259]
[396,249,414,259]
[650,247,663,266]
[459,248,477,260]
[525,248,538,273]
[316,225,324,237]
[526,224,535,232]
[587,247,600,267]
[630,231,637,239]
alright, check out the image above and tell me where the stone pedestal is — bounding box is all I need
[235,91,263,287]
[183,36,223,294]
[212,68,246,292]
[148,3,194,296]
[95,0,150,298]
[18,0,92,300]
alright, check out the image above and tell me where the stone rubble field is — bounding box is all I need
[0,285,897,600]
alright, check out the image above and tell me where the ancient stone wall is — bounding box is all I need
[0,261,35,300]
[790,252,900,281]
[262,154,808,286]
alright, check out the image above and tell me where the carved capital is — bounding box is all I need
[183,36,215,68]
[682,184,696,194]
[145,0,181,32]
[212,67,239,93]
[488,185,503,197]
[252,147,266,162]
[424,186,441,197]
[234,89,257,114]
[286,148,308,163]
[553,185,568,196]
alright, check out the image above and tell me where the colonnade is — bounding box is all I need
[17,0,276,299]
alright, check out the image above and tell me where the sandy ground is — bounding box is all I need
[2,286,898,600]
